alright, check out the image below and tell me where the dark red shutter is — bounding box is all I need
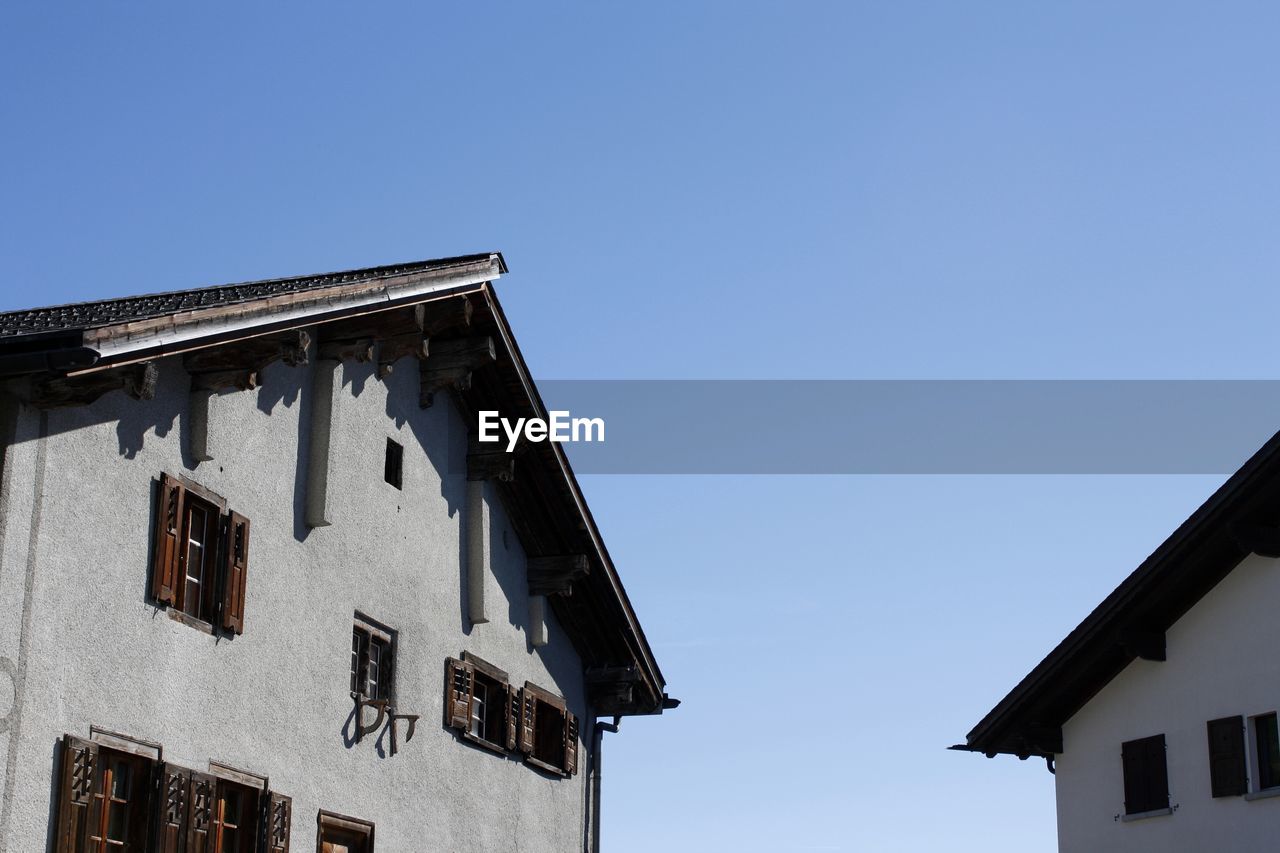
[54,734,98,853]
[445,658,474,730]
[186,770,215,853]
[519,688,537,754]
[220,510,249,634]
[266,791,292,853]
[152,474,185,605]
[564,712,579,776]
[156,764,190,853]
[1207,716,1247,797]
[506,683,520,751]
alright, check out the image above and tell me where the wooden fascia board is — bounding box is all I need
[73,256,503,369]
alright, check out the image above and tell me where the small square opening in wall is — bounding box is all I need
[384,438,403,490]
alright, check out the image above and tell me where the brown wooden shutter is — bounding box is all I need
[1122,734,1169,814]
[1207,716,1247,797]
[564,712,579,776]
[506,683,520,751]
[156,764,190,853]
[220,510,250,634]
[445,658,474,730]
[186,770,215,853]
[152,474,185,605]
[519,688,537,754]
[266,791,292,853]
[54,734,98,853]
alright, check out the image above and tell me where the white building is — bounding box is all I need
[956,433,1280,852]
[0,253,674,853]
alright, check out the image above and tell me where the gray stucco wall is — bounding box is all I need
[0,347,593,852]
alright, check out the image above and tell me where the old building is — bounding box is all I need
[0,253,673,852]
[956,431,1280,852]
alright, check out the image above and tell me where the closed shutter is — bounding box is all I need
[54,734,98,853]
[186,770,215,853]
[506,683,520,751]
[220,510,250,634]
[519,688,537,754]
[152,474,186,605]
[156,764,190,853]
[1122,734,1169,814]
[564,712,579,776]
[266,791,292,853]
[1207,716,1247,797]
[445,658,474,730]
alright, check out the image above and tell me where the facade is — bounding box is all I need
[0,254,672,852]
[956,432,1280,852]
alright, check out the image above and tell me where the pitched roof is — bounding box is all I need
[0,253,505,341]
[957,430,1280,759]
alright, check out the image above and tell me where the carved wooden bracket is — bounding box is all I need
[528,554,590,596]
[352,695,388,743]
[467,445,515,482]
[10,360,158,408]
[586,666,639,712]
[388,712,420,756]
[419,337,495,407]
[185,330,310,392]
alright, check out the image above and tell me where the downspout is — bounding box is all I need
[587,716,620,853]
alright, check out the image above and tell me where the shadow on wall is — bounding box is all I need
[383,358,468,634]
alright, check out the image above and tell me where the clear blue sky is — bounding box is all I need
[4,2,1279,850]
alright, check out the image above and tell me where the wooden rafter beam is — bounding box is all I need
[9,361,159,409]
[185,330,310,391]
[528,554,590,596]
[419,337,495,407]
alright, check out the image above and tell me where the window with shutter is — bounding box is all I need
[151,475,185,606]
[1121,734,1169,815]
[156,764,190,853]
[1206,716,1246,797]
[1254,712,1280,791]
[220,511,250,634]
[265,792,291,853]
[55,734,98,853]
[445,657,474,730]
[150,473,253,636]
[352,617,395,702]
[564,712,579,776]
[522,682,576,776]
[317,811,374,853]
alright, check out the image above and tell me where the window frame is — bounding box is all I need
[462,653,513,754]
[1252,712,1280,792]
[350,615,396,704]
[520,681,578,777]
[317,810,374,853]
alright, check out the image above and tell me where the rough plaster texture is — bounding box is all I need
[0,347,594,852]
[1055,553,1280,852]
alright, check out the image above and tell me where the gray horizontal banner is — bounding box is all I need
[484,380,1280,474]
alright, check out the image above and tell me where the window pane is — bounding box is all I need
[471,682,487,738]
[1258,714,1280,789]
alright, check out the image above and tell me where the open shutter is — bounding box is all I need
[506,683,520,751]
[519,688,537,754]
[156,764,190,853]
[220,510,250,634]
[564,712,579,776]
[265,791,291,853]
[445,658,474,730]
[1207,717,1246,797]
[186,770,215,853]
[54,734,98,853]
[152,474,185,605]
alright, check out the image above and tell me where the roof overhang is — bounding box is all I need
[958,430,1280,759]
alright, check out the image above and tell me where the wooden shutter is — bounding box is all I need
[265,791,291,853]
[156,764,190,853]
[506,683,520,751]
[152,474,185,605]
[220,510,250,634]
[564,712,579,776]
[445,658,474,730]
[54,734,98,853]
[1207,716,1247,797]
[1122,735,1169,814]
[519,688,537,754]
[186,770,215,853]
